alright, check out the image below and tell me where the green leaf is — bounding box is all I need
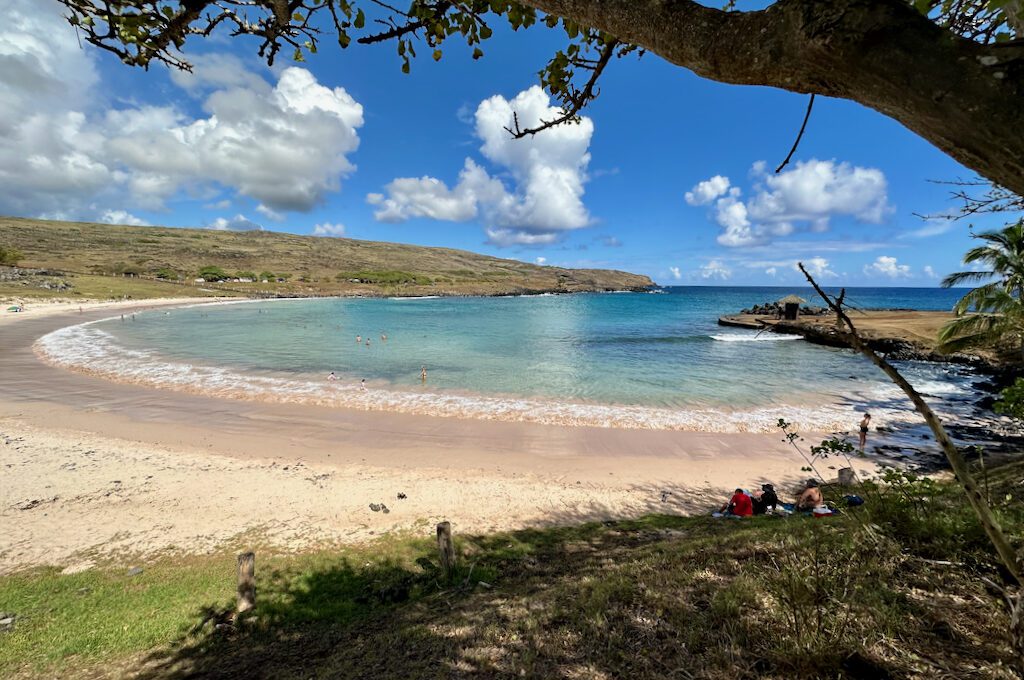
[338,31,351,48]
[433,49,443,61]
[472,47,484,60]
[354,8,365,29]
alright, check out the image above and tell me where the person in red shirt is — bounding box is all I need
[720,488,753,517]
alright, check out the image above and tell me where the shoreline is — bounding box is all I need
[0,298,884,574]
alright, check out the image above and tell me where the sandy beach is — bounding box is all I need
[0,300,875,574]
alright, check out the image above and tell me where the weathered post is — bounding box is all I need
[436,521,456,579]
[837,468,856,487]
[237,552,256,614]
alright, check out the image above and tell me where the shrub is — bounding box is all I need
[0,246,24,266]
[198,266,229,282]
[154,268,178,280]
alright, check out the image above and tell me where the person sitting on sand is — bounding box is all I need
[327,372,338,381]
[719,488,753,517]
[858,413,871,451]
[752,483,779,515]
[796,479,823,512]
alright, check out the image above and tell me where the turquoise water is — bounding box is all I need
[77,286,970,413]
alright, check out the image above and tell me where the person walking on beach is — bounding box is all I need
[858,413,871,451]
[421,365,427,383]
[360,378,367,390]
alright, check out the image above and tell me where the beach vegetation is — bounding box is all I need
[335,270,433,285]
[258,271,275,281]
[0,246,24,266]
[235,271,257,281]
[938,220,1024,361]
[196,266,229,282]
[154,267,178,280]
[1,460,1022,678]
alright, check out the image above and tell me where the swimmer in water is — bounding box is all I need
[356,335,362,343]
[381,333,387,342]
[421,365,427,383]
[365,339,370,346]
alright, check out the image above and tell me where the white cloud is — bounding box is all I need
[669,266,682,280]
[923,265,937,278]
[902,217,956,239]
[684,175,730,206]
[208,214,263,231]
[700,259,731,280]
[312,222,346,237]
[99,209,149,226]
[798,257,836,278]
[765,267,777,277]
[535,257,547,265]
[0,2,364,221]
[864,255,911,278]
[688,160,892,248]
[256,204,285,221]
[369,86,593,246]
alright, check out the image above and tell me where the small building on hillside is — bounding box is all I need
[778,294,807,320]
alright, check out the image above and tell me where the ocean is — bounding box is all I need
[36,286,980,433]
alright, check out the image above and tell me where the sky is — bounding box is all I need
[1,1,1018,286]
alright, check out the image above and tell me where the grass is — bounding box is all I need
[0,216,652,301]
[2,460,1023,678]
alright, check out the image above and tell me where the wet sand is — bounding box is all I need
[0,301,871,573]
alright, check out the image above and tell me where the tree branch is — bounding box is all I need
[504,38,619,138]
[518,0,1024,197]
[775,94,814,174]
[798,262,1022,586]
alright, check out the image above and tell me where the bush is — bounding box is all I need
[236,271,257,281]
[259,271,275,281]
[0,246,24,266]
[336,270,432,285]
[198,265,229,282]
[154,268,178,280]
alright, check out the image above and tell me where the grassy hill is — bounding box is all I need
[0,217,653,301]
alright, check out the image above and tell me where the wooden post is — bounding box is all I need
[436,521,456,579]
[237,552,255,614]
[837,468,856,487]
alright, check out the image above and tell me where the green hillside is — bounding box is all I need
[0,217,653,301]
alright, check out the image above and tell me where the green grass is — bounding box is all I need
[2,464,1023,678]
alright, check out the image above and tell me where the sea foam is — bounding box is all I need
[33,318,935,435]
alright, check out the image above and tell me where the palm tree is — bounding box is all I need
[938,220,1024,361]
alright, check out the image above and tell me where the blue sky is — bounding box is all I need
[2,1,1016,285]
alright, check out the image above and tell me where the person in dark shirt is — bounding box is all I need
[752,483,779,514]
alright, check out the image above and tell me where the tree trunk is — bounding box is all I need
[523,0,1024,197]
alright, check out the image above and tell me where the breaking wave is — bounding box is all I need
[33,318,934,434]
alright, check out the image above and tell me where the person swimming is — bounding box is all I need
[356,335,362,343]
[421,365,427,382]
